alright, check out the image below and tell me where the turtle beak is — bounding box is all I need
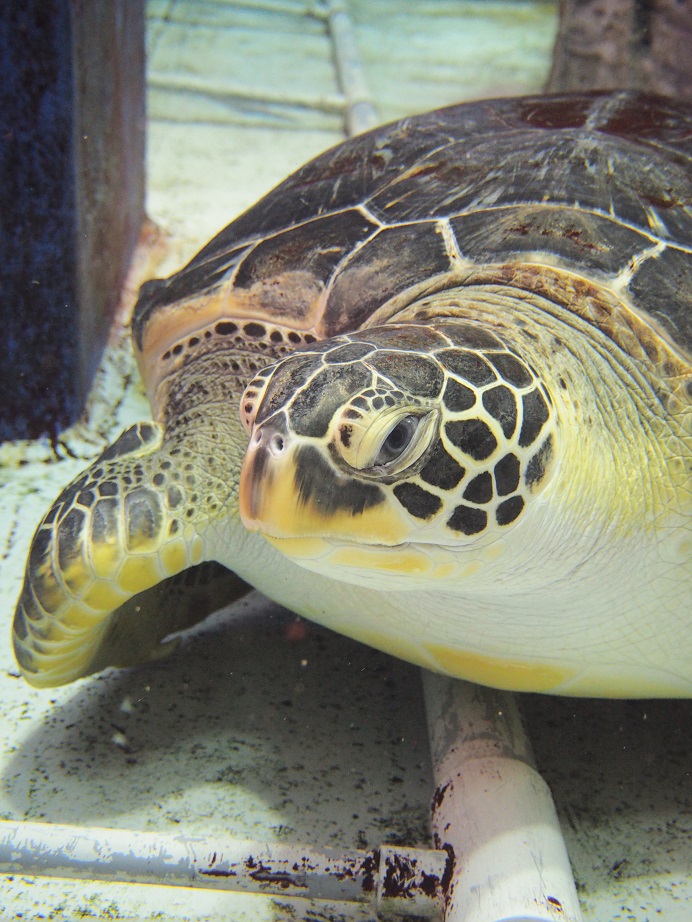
[240,421,409,546]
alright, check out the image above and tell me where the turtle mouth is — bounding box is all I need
[262,533,467,584]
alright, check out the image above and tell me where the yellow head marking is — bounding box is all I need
[241,439,411,545]
[328,543,457,579]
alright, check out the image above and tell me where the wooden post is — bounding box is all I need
[0,1,145,441]
[547,0,692,98]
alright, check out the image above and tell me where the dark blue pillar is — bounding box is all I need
[0,1,145,441]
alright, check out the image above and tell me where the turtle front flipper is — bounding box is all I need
[83,561,250,677]
[12,422,248,688]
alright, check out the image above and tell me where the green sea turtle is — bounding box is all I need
[13,91,692,697]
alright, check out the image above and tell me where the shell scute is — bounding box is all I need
[449,206,654,279]
[628,247,692,352]
[232,208,378,325]
[321,221,453,335]
[133,91,692,364]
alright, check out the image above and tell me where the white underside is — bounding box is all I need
[210,505,692,698]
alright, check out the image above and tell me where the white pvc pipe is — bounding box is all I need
[422,673,584,922]
[0,820,448,917]
[148,71,347,116]
[326,0,379,134]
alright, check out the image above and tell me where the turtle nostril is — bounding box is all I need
[269,434,285,457]
[249,426,287,458]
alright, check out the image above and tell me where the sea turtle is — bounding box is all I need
[12,91,692,697]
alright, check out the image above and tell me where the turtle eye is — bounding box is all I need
[374,415,420,466]
[336,408,436,475]
[367,411,436,474]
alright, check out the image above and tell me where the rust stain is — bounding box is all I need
[198,867,238,879]
[360,849,378,893]
[440,843,455,894]
[244,855,303,890]
[431,780,451,811]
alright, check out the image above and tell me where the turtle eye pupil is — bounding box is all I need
[375,416,418,466]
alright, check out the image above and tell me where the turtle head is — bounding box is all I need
[239,321,557,586]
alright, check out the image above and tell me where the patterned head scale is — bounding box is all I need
[239,320,557,584]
